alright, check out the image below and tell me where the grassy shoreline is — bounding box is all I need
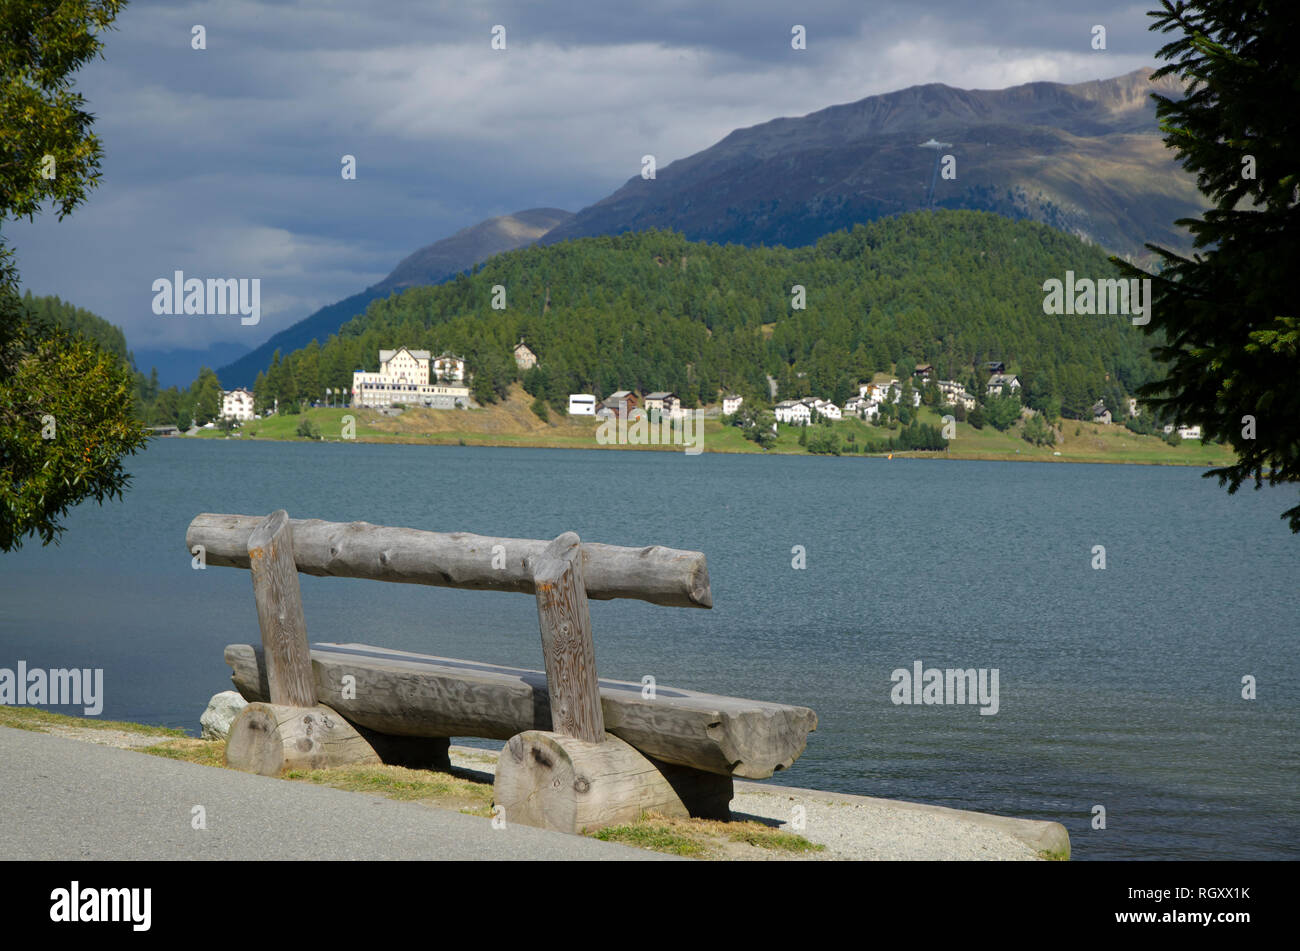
[183,385,1235,469]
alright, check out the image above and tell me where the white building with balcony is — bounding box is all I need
[352,347,470,409]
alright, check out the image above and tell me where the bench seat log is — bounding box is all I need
[226,642,817,780]
[188,513,712,609]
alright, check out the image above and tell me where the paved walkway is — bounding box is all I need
[0,727,671,861]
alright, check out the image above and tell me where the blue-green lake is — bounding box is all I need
[2,439,1296,860]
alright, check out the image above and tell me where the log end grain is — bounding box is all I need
[225,702,380,776]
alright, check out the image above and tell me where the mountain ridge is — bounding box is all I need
[540,68,1199,259]
[215,207,573,386]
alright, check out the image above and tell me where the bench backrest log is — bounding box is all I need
[188,511,713,745]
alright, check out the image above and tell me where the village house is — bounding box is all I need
[722,394,744,416]
[913,363,933,381]
[432,351,467,383]
[513,340,537,371]
[568,394,596,416]
[844,395,880,420]
[863,381,896,403]
[1177,424,1203,440]
[885,383,921,407]
[809,398,841,421]
[220,387,255,421]
[643,391,682,419]
[1128,398,1140,418]
[986,373,1021,396]
[774,399,812,425]
[937,379,978,411]
[1092,400,1112,425]
[596,390,638,418]
[352,347,471,409]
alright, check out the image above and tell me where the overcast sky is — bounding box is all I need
[7,0,1162,355]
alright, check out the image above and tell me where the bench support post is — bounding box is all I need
[247,509,316,707]
[496,531,733,833]
[531,532,604,743]
[226,510,379,775]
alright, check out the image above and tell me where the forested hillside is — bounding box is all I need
[21,292,131,365]
[256,210,1159,421]
[22,292,204,427]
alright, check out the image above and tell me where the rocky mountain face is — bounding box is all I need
[540,69,1199,263]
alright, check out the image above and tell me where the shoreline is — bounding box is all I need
[0,708,1069,861]
[169,429,1228,469]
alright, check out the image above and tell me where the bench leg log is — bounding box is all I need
[494,730,733,834]
[225,702,381,775]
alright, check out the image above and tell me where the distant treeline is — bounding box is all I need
[30,210,1166,430]
[252,210,1160,421]
[23,292,204,428]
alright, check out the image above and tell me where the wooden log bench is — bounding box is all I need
[189,511,817,834]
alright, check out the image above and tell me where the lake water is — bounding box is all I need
[2,439,1297,860]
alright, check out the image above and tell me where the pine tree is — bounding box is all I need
[1115,0,1300,529]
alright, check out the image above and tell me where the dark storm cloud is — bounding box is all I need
[6,0,1163,354]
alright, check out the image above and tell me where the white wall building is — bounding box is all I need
[1177,424,1203,440]
[937,379,977,410]
[811,399,842,421]
[221,388,255,421]
[844,396,880,420]
[987,373,1021,396]
[432,351,466,383]
[774,400,811,425]
[722,394,743,415]
[352,347,471,409]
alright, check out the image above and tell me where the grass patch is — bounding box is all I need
[592,822,709,856]
[725,823,826,853]
[0,705,186,737]
[136,736,497,814]
[140,737,226,767]
[282,763,495,810]
[588,811,824,858]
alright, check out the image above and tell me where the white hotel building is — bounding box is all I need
[221,387,255,421]
[352,347,471,409]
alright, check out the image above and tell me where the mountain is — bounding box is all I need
[256,211,1159,423]
[215,207,573,387]
[540,69,1201,262]
[374,208,573,294]
[132,342,252,389]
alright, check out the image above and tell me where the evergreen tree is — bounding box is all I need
[1115,0,1300,529]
